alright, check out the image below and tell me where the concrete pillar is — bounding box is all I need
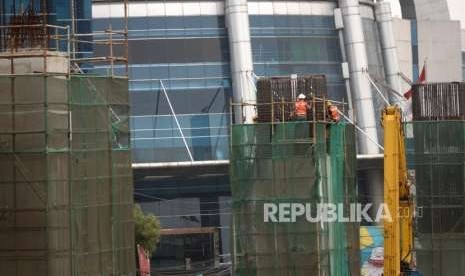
[225,0,256,124]
[339,0,383,223]
[338,0,380,155]
[375,1,405,106]
[334,8,355,120]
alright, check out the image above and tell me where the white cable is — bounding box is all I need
[369,71,405,99]
[246,71,258,92]
[251,72,260,81]
[366,72,390,105]
[337,110,385,151]
[365,71,411,120]
[398,71,413,86]
[159,80,194,162]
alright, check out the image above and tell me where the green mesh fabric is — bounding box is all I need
[405,121,465,276]
[230,122,358,276]
[0,75,135,276]
[329,124,351,276]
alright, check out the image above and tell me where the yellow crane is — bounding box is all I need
[382,106,415,276]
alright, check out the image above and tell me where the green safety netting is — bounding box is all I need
[0,75,135,276]
[405,121,465,276]
[230,122,359,276]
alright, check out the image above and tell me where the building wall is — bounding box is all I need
[462,51,465,81]
[91,0,391,269]
[92,2,233,266]
[399,0,465,29]
[250,14,344,99]
[417,20,462,82]
[128,15,230,163]
[392,18,413,92]
[247,1,345,100]
[133,164,230,266]
[90,0,352,266]
[92,1,353,165]
[396,0,464,82]
[93,2,231,163]
[462,30,465,81]
[410,0,450,21]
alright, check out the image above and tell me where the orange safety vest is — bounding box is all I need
[328,106,340,121]
[295,101,308,116]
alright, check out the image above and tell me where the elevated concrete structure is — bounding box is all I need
[0,49,69,74]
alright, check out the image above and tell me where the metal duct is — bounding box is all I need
[225,0,256,124]
[338,0,380,154]
[375,1,405,106]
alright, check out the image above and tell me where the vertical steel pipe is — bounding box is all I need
[225,0,257,124]
[338,0,380,154]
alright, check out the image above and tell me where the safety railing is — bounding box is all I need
[0,23,128,77]
[230,96,348,124]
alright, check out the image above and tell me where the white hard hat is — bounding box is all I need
[298,94,306,100]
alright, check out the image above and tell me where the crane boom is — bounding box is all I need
[382,106,414,276]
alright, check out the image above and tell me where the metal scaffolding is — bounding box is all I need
[0,1,135,275]
[0,0,129,77]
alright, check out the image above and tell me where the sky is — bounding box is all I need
[385,0,465,29]
[446,0,465,29]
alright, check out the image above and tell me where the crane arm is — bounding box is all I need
[382,106,414,276]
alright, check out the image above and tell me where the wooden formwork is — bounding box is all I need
[256,75,329,123]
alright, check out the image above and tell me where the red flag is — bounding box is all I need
[138,245,151,276]
[404,65,426,99]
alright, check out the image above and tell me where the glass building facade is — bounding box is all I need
[92,4,234,269]
[132,16,229,163]
[250,15,345,100]
[93,15,231,163]
[92,8,352,165]
[91,0,381,270]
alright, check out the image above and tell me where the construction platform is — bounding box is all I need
[0,75,134,276]
[230,121,359,276]
[406,121,465,275]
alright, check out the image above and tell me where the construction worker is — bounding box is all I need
[294,94,311,121]
[327,101,340,122]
